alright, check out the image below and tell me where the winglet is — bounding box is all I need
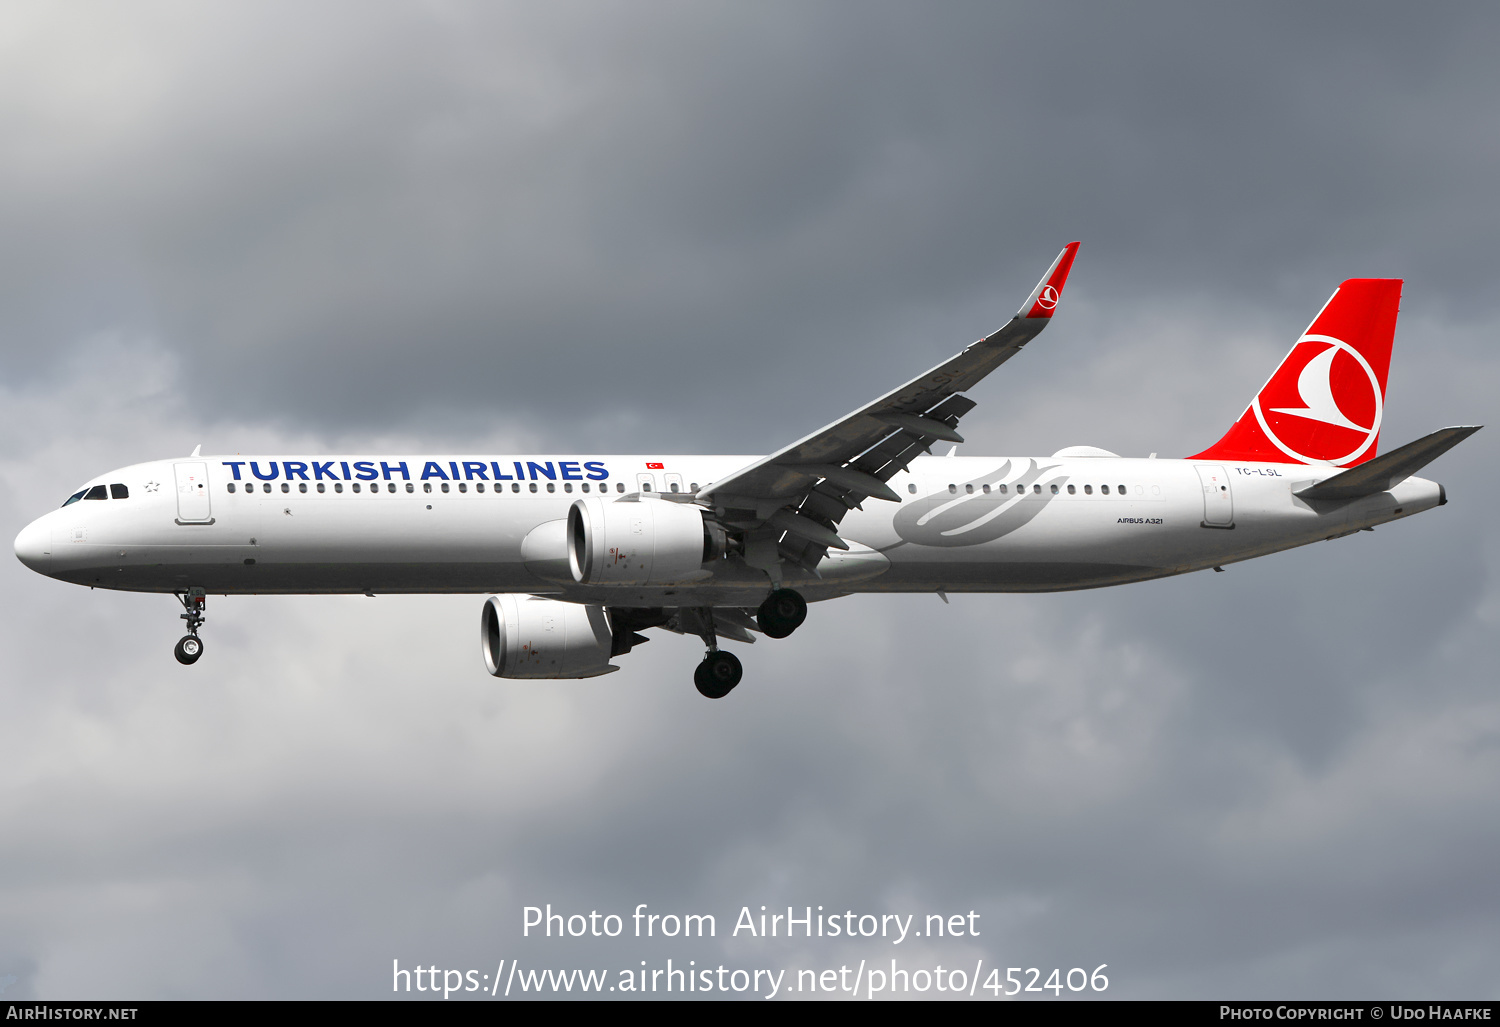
[1018,241,1080,320]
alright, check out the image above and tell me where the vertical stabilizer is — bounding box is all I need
[1191,279,1401,466]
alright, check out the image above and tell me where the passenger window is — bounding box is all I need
[353,483,362,493]
[965,484,974,494]
[227,483,237,494]
[669,482,679,493]
[281,483,290,493]
[1050,484,1059,494]
[642,482,652,492]
[529,483,538,493]
[581,483,590,493]
[948,484,957,494]
[908,483,917,494]
[1033,484,1042,495]
[1067,484,1075,494]
[459,483,468,494]
[1118,484,1126,493]
[1101,484,1110,495]
[475,483,484,493]
[546,482,555,493]
[110,483,129,499]
[441,482,450,493]
[62,489,87,507]
[85,485,108,500]
[691,483,699,492]
[423,483,432,493]
[406,483,415,493]
[997,484,1008,494]
[616,482,625,493]
[513,483,521,493]
[316,482,325,493]
[299,483,308,493]
[263,483,272,493]
[1084,484,1092,495]
[335,483,344,493]
[564,483,573,493]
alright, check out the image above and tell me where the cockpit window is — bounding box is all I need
[62,489,87,507]
[110,483,129,499]
[84,485,108,501]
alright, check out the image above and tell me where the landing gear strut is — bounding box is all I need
[174,589,206,665]
[757,588,807,639]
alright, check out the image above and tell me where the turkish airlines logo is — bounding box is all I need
[1035,284,1059,310]
[1251,334,1383,466]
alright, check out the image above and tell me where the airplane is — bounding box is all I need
[12,243,1481,698]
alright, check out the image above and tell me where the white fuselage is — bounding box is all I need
[14,452,1444,608]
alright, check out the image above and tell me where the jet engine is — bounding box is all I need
[480,594,617,679]
[568,497,725,586]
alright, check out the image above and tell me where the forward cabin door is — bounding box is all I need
[174,462,214,523]
[1195,464,1234,528]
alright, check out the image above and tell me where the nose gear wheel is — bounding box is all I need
[173,590,207,666]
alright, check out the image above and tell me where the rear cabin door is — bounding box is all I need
[174,461,213,523]
[1195,464,1234,528]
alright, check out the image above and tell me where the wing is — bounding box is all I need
[700,241,1080,580]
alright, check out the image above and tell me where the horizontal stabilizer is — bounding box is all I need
[1294,425,1481,501]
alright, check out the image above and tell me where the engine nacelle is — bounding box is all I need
[568,497,723,586]
[480,595,617,679]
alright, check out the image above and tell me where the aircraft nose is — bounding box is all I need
[14,518,52,573]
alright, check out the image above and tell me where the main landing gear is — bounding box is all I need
[689,589,808,698]
[174,589,206,665]
[756,588,807,639]
[694,650,742,699]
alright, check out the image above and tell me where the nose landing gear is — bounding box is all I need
[174,589,206,665]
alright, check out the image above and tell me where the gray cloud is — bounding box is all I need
[1,0,1498,1001]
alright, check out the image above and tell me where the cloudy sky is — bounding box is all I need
[2,1,1497,1000]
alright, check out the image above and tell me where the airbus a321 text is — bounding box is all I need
[13,244,1480,697]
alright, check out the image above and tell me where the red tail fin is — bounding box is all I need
[1191,279,1401,467]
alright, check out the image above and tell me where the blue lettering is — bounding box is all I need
[381,461,410,481]
[420,461,449,480]
[491,461,514,481]
[462,461,488,480]
[527,461,556,481]
[583,461,608,481]
[559,461,583,480]
[222,461,247,480]
[448,461,461,480]
[513,461,525,481]
[250,461,279,481]
[353,461,378,481]
[340,461,352,479]
[283,461,310,481]
[312,461,337,480]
